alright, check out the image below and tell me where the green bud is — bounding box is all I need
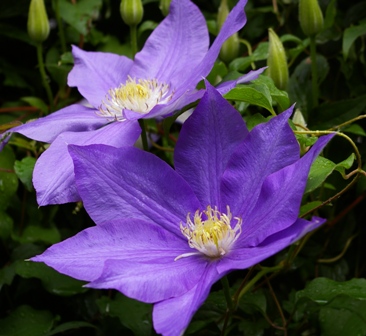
[120,0,144,26]
[220,34,239,63]
[217,0,229,30]
[218,0,239,62]
[27,0,50,43]
[292,109,309,154]
[292,109,307,130]
[267,28,289,90]
[299,0,324,36]
[159,0,171,17]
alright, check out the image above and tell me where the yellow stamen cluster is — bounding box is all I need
[175,206,242,261]
[98,76,173,121]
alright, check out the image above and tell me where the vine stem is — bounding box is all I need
[221,276,234,312]
[309,36,319,108]
[295,130,363,219]
[36,43,54,112]
[130,25,138,57]
[53,0,67,54]
[233,265,283,308]
[138,119,149,151]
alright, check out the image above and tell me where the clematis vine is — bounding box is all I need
[1,0,264,206]
[32,84,334,336]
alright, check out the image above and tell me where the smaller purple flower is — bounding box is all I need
[2,0,264,206]
[32,84,333,336]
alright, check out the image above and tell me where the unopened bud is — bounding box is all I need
[27,0,50,43]
[267,28,288,90]
[299,0,324,36]
[159,0,171,16]
[218,0,239,62]
[120,0,144,26]
[292,109,307,130]
[292,109,309,154]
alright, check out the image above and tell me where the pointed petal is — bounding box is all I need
[31,218,188,284]
[175,0,249,95]
[68,46,134,109]
[216,67,267,95]
[34,121,140,205]
[220,107,299,217]
[11,104,105,143]
[89,254,207,303]
[129,0,208,88]
[217,216,325,273]
[153,265,221,336]
[139,89,204,119]
[238,134,334,246]
[174,83,248,208]
[69,145,201,235]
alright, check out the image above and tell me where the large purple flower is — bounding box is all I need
[3,0,264,206]
[32,84,333,336]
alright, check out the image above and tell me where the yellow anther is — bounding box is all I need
[98,76,173,121]
[176,206,242,260]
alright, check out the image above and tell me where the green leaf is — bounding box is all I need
[45,321,96,336]
[14,157,36,191]
[21,97,48,114]
[343,124,366,137]
[313,94,366,129]
[0,305,54,336]
[319,296,366,336]
[12,225,61,245]
[323,0,337,30]
[59,0,102,36]
[239,289,267,315]
[225,85,275,114]
[97,293,152,335]
[343,22,366,60]
[305,154,355,193]
[299,201,322,217]
[0,263,16,290]
[0,146,19,211]
[296,277,366,303]
[252,75,290,111]
[334,153,356,176]
[245,113,271,131]
[0,211,13,239]
[15,261,87,296]
[45,47,72,89]
[138,20,158,37]
[229,42,269,72]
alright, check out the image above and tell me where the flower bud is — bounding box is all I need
[27,0,50,43]
[120,0,144,26]
[267,28,289,90]
[292,109,309,154]
[159,0,171,17]
[299,0,324,36]
[292,109,307,130]
[218,0,239,63]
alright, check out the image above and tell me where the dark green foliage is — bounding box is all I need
[1,0,366,335]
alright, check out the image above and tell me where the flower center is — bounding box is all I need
[98,76,173,121]
[175,206,242,261]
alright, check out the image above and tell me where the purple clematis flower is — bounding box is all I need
[2,0,264,206]
[32,84,333,336]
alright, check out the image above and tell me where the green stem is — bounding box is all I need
[234,265,283,307]
[309,36,319,108]
[130,25,138,57]
[294,130,363,219]
[36,43,54,112]
[221,276,234,312]
[138,119,149,151]
[53,0,67,54]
